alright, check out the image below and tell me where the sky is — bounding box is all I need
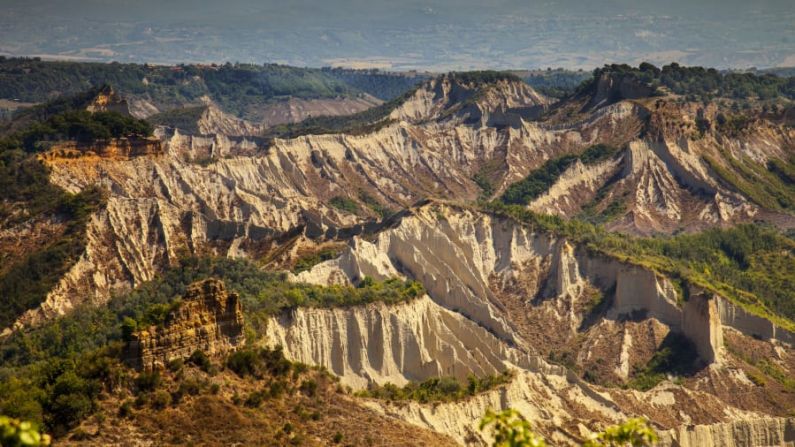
[1,0,793,70]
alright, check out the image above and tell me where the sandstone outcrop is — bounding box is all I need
[38,137,163,162]
[126,278,245,370]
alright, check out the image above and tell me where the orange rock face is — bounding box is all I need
[126,278,245,371]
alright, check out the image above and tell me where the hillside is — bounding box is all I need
[0,58,417,127]
[1,63,794,446]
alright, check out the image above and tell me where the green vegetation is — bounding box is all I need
[227,346,293,379]
[725,341,795,392]
[358,191,394,218]
[0,257,423,408]
[448,71,523,86]
[521,68,592,99]
[0,87,150,330]
[292,247,343,274]
[264,86,416,140]
[0,416,51,446]
[479,409,549,447]
[147,106,206,134]
[501,144,618,205]
[2,87,153,152]
[627,334,698,391]
[0,256,424,436]
[480,409,658,447]
[0,186,104,330]
[0,58,362,118]
[1,257,423,366]
[321,67,425,101]
[705,154,795,213]
[586,63,795,101]
[356,370,513,403]
[480,202,795,331]
[473,158,506,200]
[328,195,359,214]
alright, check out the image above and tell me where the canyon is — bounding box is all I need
[1,67,794,446]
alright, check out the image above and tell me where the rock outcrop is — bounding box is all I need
[266,296,540,389]
[38,137,163,162]
[296,203,741,363]
[282,202,794,445]
[126,279,245,370]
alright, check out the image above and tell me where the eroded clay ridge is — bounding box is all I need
[272,202,794,445]
[15,74,794,334]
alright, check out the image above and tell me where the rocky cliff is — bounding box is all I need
[280,202,795,444]
[126,278,245,370]
[266,296,540,389]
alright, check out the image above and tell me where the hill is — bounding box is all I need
[1,64,795,446]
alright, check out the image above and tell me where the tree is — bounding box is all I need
[583,418,658,447]
[479,409,548,447]
[480,409,658,447]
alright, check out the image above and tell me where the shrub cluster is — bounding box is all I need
[500,144,618,205]
[357,370,514,403]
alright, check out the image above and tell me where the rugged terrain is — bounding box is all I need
[1,64,794,445]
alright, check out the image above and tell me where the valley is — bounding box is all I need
[0,60,794,446]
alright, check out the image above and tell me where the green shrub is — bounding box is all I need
[150,390,172,410]
[329,196,359,214]
[226,350,261,378]
[187,350,213,373]
[134,371,161,393]
[358,371,513,403]
[244,390,267,408]
[480,408,658,447]
[167,358,184,373]
[628,333,698,391]
[292,247,342,274]
[500,145,617,206]
[299,379,318,397]
[117,400,133,418]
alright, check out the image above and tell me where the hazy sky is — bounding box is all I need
[1,0,793,69]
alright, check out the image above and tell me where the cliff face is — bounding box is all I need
[17,77,644,328]
[8,74,795,445]
[38,137,163,162]
[126,279,245,370]
[266,296,543,389]
[295,203,741,362]
[391,76,549,125]
[282,202,795,444]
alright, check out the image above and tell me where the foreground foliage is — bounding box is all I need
[480,409,658,447]
[0,416,50,447]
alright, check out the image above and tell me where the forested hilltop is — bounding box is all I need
[584,63,795,101]
[0,57,425,119]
